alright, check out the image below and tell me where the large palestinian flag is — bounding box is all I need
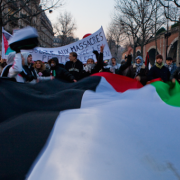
[0,72,180,180]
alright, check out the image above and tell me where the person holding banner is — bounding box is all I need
[49,57,76,82]
[82,45,105,78]
[65,52,83,81]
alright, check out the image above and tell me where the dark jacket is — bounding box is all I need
[147,65,170,82]
[0,62,7,68]
[170,67,180,83]
[127,63,148,85]
[49,57,75,82]
[82,52,104,78]
[121,66,130,76]
[118,55,132,75]
[23,64,37,82]
[65,59,83,80]
[58,63,65,69]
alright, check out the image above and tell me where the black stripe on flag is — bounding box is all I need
[0,76,101,179]
[0,111,59,180]
[0,76,101,123]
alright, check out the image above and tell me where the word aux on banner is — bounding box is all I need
[26,27,112,64]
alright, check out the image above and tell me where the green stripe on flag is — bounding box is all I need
[5,47,14,55]
[151,80,180,107]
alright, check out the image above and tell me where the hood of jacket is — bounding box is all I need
[21,52,31,66]
[7,52,16,65]
[49,57,59,69]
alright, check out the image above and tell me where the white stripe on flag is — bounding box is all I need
[27,78,180,180]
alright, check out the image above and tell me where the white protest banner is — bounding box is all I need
[25,27,112,64]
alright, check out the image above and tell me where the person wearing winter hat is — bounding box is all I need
[49,57,76,82]
[127,56,148,85]
[164,57,177,75]
[148,54,170,82]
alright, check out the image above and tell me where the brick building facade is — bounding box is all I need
[122,27,180,66]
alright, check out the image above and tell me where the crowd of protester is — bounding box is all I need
[0,45,180,85]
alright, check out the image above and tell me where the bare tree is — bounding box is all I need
[168,6,180,22]
[158,0,180,65]
[0,0,64,40]
[53,11,77,46]
[106,21,125,61]
[149,1,166,56]
[115,0,163,58]
[113,12,140,60]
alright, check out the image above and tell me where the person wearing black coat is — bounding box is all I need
[82,45,104,78]
[118,47,132,75]
[127,56,148,85]
[147,55,170,82]
[23,63,37,82]
[65,52,83,81]
[49,57,76,82]
[170,67,180,84]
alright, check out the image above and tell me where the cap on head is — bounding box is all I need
[166,57,173,61]
[156,54,163,60]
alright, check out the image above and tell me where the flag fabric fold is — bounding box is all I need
[0,72,180,180]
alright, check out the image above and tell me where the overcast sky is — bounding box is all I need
[47,0,115,39]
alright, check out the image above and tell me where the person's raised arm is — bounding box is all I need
[96,44,105,70]
[8,53,23,78]
[118,47,132,74]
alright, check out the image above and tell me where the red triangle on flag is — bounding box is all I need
[3,33,9,53]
